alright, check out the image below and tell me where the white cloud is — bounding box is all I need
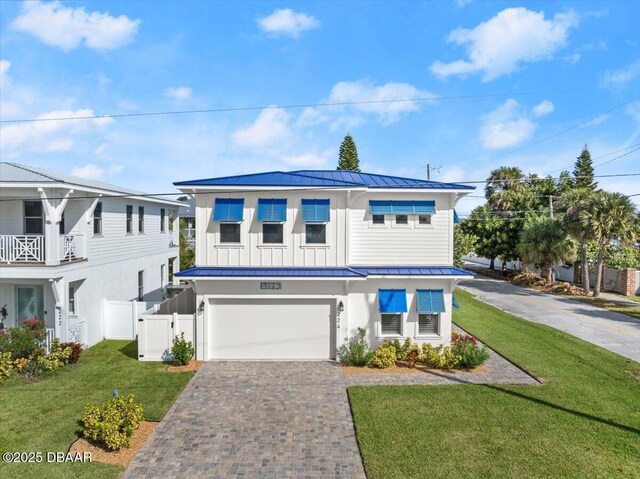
[0,109,114,152]
[430,7,578,81]
[299,80,435,128]
[12,1,140,50]
[480,99,538,149]
[532,100,555,118]
[603,60,640,88]
[455,0,473,8]
[231,107,291,150]
[164,87,192,100]
[282,152,329,167]
[71,163,123,180]
[257,8,319,38]
[0,59,10,85]
[562,53,581,64]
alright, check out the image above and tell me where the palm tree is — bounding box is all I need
[485,166,526,211]
[559,188,595,294]
[580,192,639,296]
[518,216,578,283]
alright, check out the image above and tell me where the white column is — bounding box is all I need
[49,278,66,341]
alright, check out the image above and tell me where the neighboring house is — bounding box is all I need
[173,170,474,360]
[0,162,182,347]
[179,197,196,248]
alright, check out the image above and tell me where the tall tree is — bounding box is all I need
[580,191,639,296]
[485,166,525,210]
[518,216,577,283]
[573,145,597,190]
[460,205,504,270]
[337,134,361,172]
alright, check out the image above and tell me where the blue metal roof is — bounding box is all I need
[175,266,473,278]
[174,170,474,190]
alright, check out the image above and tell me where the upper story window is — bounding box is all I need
[262,224,283,244]
[220,224,241,243]
[24,200,44,235]
[301,199,329,245]
[160,208,166,232]
[395,215,408,225]
[138,206,145,233]
[93,202,103,235]
[126,205,133,234]
[213,198,244,244]
[372,214,385,225]
[418,214,431,225]
[258,199,287,245]
[369,200,435,227]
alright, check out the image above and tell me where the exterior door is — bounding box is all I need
[15,285,45,326]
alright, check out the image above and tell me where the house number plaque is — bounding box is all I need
[260,282,282,290]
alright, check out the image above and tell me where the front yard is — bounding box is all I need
[0,340,194,479]
[349,289,640,479]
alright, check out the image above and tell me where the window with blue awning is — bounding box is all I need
[378,289,408,313]
[257,198,287,222]
[301,199,330,223]
[416,289,446,313]
[213,198,244,222]
[369,200,435,215]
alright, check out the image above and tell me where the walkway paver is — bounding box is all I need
[459,275,640,363]
[124,362,366,479]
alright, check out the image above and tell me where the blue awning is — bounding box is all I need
[454,209,460,224]
[213,198,244,222]
[369,200,435,215]
[257,198,287,222]
[416,289,445,313]
[378,289,408,313]
[452,293,460,310]
[301,199,330,223]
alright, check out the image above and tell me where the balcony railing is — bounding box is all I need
[59,234,85,262]
[0,235,45,263]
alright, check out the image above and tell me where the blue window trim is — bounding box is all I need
[416,289,446,313]
[369,200,435,215]
[301,199,330,223]
[213,198,244,223]
[257,198,287,223]
[378,289,408,313]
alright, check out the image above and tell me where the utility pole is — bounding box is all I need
[425,164,441,180]
[549,195,554,219]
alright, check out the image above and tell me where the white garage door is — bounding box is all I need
[208,298,334,360]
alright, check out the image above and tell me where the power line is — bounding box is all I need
[546,143,640,175]
[592,147,640,168]
[0,87,619,124]
[454,172,640,185]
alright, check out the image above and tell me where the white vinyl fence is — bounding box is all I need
[137,313,195,361]
[103,300,159,340]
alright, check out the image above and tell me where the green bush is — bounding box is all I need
[337,328,373,366]
[48,339,73,368]
[453,342,490,369]
[0,352,13,380]
[60,342,83,364]
[420,343,461,370]
[83,394,144,451]
[171,333,194,366]
[371,344,396,369]
[0,319,46,360]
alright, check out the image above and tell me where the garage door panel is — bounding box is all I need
[208,299,334,360]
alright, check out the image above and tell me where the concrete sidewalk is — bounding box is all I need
[459,276,640,363]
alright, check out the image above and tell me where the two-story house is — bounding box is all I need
[0,162,182,347]
[174,170,474,361]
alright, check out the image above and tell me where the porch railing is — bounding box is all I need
[43,328,55,353]
[0,235,45,263]
[59,234,85,261]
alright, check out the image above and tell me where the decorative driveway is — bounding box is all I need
[124,362,366,479]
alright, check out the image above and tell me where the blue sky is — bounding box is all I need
[1,1,639,211]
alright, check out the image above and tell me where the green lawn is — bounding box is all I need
[349,289,640,479]
[0,340,194,479]
[570,295,640,320]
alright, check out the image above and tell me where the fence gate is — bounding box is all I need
[137,313,195,361]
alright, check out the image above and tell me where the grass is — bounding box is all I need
[0,340,194,479]
[570,295,640,320]
[349,289,640,479]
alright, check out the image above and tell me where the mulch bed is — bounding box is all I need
[342,362,487,375]
[68,420,157,468]
[167,360,203,372]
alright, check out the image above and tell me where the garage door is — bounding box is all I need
[208,298,335,360]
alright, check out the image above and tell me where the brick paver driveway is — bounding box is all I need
[124,362,366,479]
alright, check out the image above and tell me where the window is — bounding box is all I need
[168,211,174,231]
[160,264,166,289]
[305,224,326,244]
[220,223,241,243]
[372,214,385,225]
[395,215,408,225]
[68,284,76,315]
[59,211,65,234]
[160,208,166,232]
[263,223,283,244]
[138,206,144,233]
[381,313,402,335]
[24,201,44,234]
[137,270,144,301]
[418,313,439,336]
[126,205,133,233]
[419,214,432,225]
[93,202,103,235]
[15,285,44,324]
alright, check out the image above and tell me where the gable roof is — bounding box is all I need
[174,169,474,190]
[0,162,183,206]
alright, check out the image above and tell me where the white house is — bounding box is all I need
[171,170,474,361]
[0,162,182,347]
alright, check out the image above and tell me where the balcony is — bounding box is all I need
[0,234,86,265]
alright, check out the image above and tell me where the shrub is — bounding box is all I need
[371,344,396,369]
[48,339,72,368]
[452,342,490,369]
[0,352,13,380]
[60,342,83,364]
[0,318,46,360]
[405,349,420,368]
[171,333,194,366]
[451,332,479,348]
[13,357,29,373]
[420,343,460,370]
[83,394,144,451]
[337,328,373,366]
[21,349,48,379]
